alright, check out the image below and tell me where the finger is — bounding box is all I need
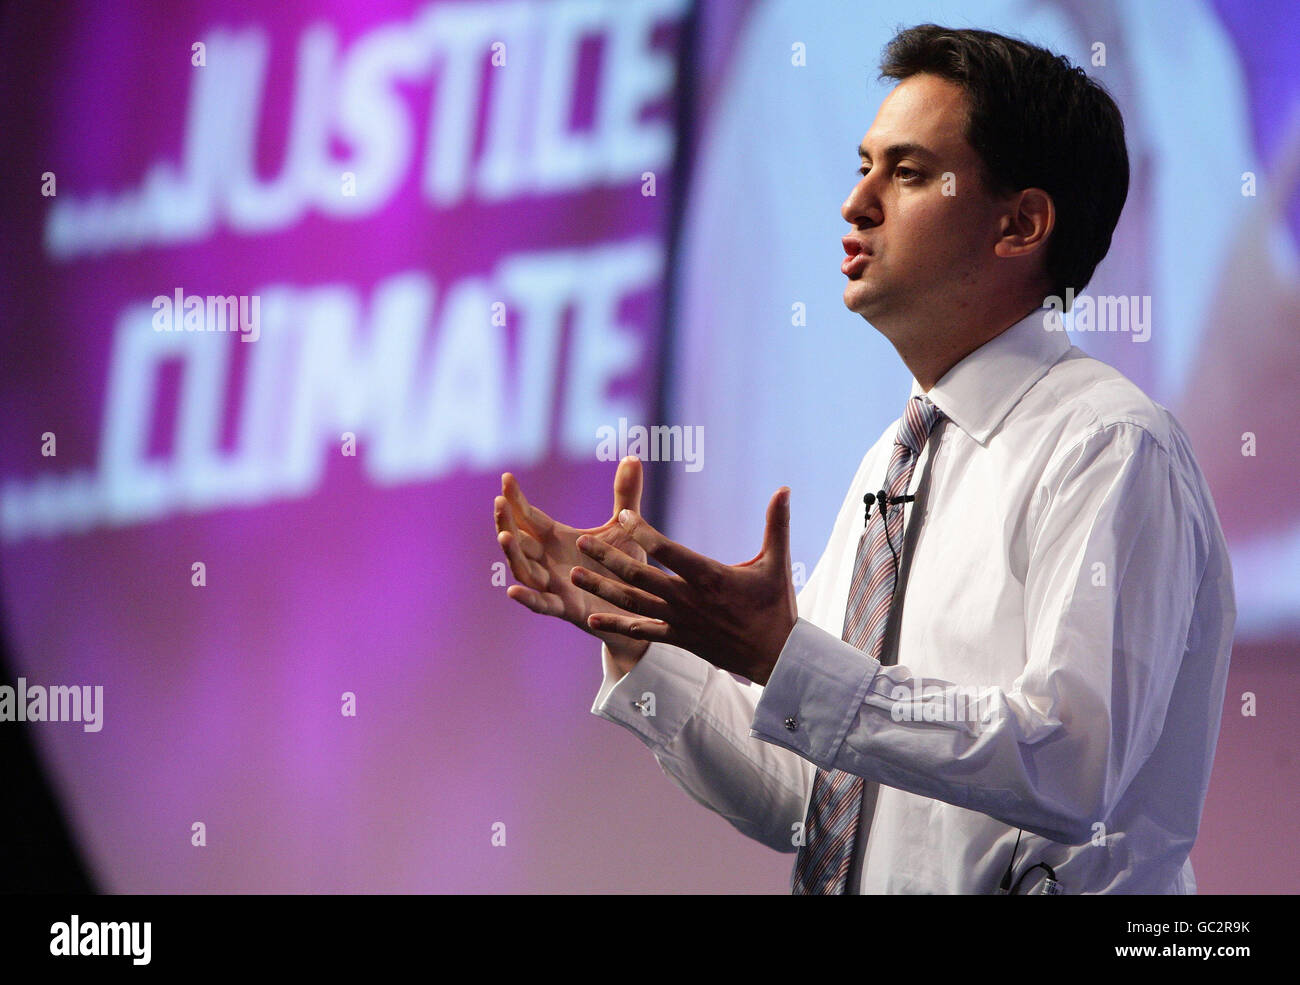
[513,527,545,563]
[761,487,792,565]
[576,534,678,597]
[494,497,545,562]
[502,472,555,538]
[612,456,643,518]
[586,610,674,643]
[570,565,671,621]
[616,509,717,583]
[506,584,564,618]
[498,529,550,590]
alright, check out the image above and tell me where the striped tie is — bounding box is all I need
[792,394,944,894]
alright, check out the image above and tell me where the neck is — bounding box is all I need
[881,299,1042,390]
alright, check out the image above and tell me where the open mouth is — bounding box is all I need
[841,251,870,276]
[841,236,872,275]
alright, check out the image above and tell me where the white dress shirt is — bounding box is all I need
[591,306,1236,893]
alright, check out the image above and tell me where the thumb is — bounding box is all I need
[761,487,791,565]
[612,456,643,518]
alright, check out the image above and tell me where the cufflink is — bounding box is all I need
[784,716,799,732]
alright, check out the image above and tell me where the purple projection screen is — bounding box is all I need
[0,0,690,891]
[3,0,1299,895]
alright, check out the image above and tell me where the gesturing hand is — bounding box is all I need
[571,488,798,685]
[494,456,652,674]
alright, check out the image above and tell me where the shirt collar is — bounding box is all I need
[909,306,1071,444]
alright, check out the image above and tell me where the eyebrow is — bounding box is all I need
[858,141,939,164]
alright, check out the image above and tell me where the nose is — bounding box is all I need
[841,171,882,228]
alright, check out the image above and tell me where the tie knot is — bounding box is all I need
[896,395,943,456]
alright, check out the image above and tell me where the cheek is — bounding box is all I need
[903,198,986,258]
[890,202,953,260]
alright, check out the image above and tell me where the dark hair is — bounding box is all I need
[880,24,1129,301]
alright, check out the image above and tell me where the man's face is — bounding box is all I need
[841,73,1005,328]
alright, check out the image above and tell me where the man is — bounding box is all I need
[494,25,1235,893]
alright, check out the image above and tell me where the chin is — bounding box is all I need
[843,280,880,317]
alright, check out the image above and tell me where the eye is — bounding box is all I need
[857,164,921,181]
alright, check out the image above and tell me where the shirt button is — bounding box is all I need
[784,716,799,732]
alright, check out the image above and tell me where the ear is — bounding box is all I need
[994,187,1054,260]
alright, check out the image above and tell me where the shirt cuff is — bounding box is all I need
[591,640,710,749]
[750,617,879,767]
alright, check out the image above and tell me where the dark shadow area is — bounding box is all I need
[0,610,98,893]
